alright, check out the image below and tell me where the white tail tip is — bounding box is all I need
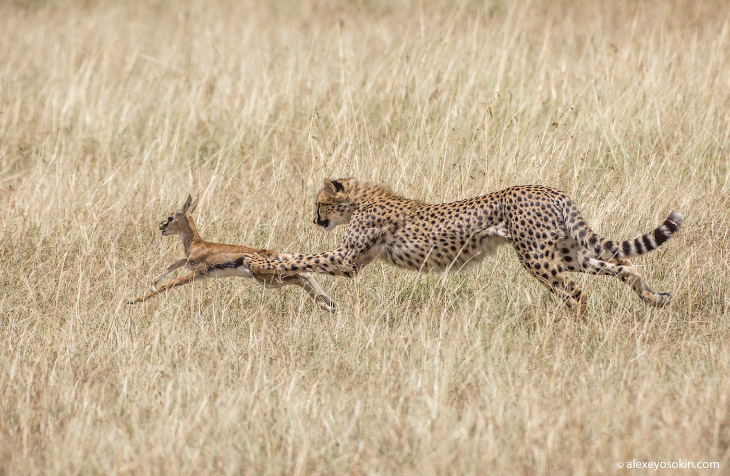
[667,211,683,227]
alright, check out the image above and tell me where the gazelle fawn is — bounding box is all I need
[127,195,336,313]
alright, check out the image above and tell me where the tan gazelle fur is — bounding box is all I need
[127,195,336,313]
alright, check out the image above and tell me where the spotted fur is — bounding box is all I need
[247,178,683,315]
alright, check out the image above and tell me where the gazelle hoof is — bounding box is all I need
[317,298,337,314]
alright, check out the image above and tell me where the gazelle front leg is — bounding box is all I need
[151,258,188,290]
[128,271,206,304]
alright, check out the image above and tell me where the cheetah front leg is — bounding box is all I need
[246,228,382,279]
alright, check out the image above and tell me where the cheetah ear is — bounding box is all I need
[323,178,345,194]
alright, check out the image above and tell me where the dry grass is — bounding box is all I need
[1,0,730,474]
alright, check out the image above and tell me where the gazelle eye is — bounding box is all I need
[167,216,173,222]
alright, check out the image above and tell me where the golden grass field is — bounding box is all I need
[2,0,729,474]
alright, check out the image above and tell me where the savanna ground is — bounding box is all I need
[1,0,729,474]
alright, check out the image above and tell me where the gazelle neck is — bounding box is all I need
[178,212,202,256]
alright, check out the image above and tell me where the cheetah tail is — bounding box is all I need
[564,207,683,260]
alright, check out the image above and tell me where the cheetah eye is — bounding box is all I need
[167,216,173,222]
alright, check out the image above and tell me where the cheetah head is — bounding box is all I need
[313,178,356,231]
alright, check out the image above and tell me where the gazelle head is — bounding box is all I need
[159,194,198,236]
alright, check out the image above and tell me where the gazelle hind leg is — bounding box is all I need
[253,272,336,313]
[296,273,336,313]
[577,255,671,307]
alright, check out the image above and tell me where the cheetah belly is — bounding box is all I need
[434,234,509,272]
[479,235,510,257]
[376,231,509,273]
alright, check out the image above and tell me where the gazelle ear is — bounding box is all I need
[180,194,193,213]
[188,196,199,213]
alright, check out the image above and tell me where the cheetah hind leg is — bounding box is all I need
[577,256,671,308]
[521,261,588,318]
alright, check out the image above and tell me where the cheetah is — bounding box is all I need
[247,178,683,315]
